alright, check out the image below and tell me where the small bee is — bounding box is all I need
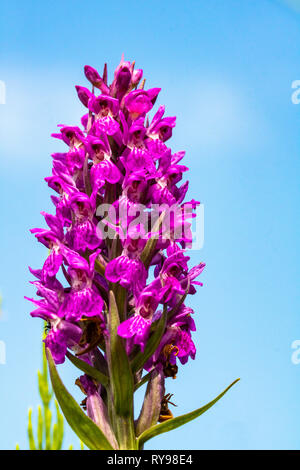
[158,393,177,423]
[163,363,178,379]
[76,317,103,356]
[162,344,179,379]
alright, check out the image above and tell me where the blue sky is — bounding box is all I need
[0,0,299,450]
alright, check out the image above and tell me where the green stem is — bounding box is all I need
[107,388,137,450]
[114,414,137,450]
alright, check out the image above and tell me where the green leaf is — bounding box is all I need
[52,401,64,450]
[45,406,52,450]
[38,370,51,407]
[131,308,167,373]
[46,348,114,450]
[137,378,240,448]
[38,343,52,407]
[66,351,109,388]
[52,423,59,451]
[27,408,36,450]
[37,405,43,450]
[113,283,127,323]
[105,291,134,416]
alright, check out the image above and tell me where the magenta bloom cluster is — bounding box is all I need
[26,56,205,382]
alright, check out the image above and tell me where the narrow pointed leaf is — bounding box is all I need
[27,408,36,450]
[109,236,127,323]
[37,405,43,449]
[45,406,52,450]
[114,284,127,323]
[46,348,114,450]
[105,291,134,416]
[52,423,59,450]
[131,308,167,373]
[66,351,109,388]
[38,370,51,406]
[137,379,240,448]
[53,401,64,450]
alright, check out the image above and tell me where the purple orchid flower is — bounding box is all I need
[105,231,147,297]
[65,192,101,252]
[117,287,160,352]
[24,57,239,453]
[28,56,204,368]
[47,247,106,324]
[123,88,161,120]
